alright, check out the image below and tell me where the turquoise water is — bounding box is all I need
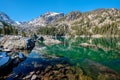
[41,37,120,73]
[3,37,120,79]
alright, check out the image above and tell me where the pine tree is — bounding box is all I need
[22,31,26,37]
[2,26,6,35]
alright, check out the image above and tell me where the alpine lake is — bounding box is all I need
[1,37,120,80]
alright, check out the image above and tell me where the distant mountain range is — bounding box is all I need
[0,12,16,25]
[0,8,120,36]
[0,11,64,27]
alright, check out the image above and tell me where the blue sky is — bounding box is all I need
[0,0,120,21]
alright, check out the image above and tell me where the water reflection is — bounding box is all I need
[1,37,120,79]
[22,50,32,56]
[43,37,120,73]
[0,50,31,78]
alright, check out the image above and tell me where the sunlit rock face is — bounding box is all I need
[27,12,64,26]
[0,12,16,25]
[0,36,35,51]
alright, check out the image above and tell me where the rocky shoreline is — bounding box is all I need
[0,35,61,52]
[3,60,120,80]
[0,36,120,80]
[0,35,62,76]
[0,35,35,51]
[5,63,92,80]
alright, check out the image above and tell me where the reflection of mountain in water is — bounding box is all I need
[0,37,120,80]
[42,37,120,73]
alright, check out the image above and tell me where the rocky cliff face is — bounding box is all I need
[0,12,16,25]
[20,12,64,28]
[68,8,120,35]
[65,11,82,21]
[53,8,120,27]
[28,12,64,26]
[72,8,120,27]
[39,8,120,36]
[1,8,120,36]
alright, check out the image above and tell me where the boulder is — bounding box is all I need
[31,74,37,80]
[0,35,35,51]
[43,36,61,45]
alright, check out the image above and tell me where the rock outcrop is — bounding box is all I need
[0,35,35,51]
[43,36,61,45]
[0,11,16,25]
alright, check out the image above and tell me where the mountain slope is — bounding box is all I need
[1,8,120,36]
[27,12,64,27]
[0,11,16,25]
[35,8,120,36]
[69,8,120,35]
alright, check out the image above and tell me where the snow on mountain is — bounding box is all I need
[15,21,21,25]
[27,12,64,27]
[0,11,16,25]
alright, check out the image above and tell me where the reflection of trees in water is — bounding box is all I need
[45,37,120,61]
[57,37,114,52]
[93,38,119,48]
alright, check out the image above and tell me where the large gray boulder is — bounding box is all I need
[0,35,35,51]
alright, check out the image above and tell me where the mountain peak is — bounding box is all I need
[0,11,15,24]
[27,12,64,27]
[41,12,64,18]
[44,12,60,15]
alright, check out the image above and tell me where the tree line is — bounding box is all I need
[37,25,69,36]
[0,22,18,35]
[71,22,120,36]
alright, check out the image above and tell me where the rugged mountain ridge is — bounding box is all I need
[1,8,120,36]
[19,12,64,28]
[38,8,120,36]
[68,8,120,36]
[0,12,16,25]
[28,12,64,26]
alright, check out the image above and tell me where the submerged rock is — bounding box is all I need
[31,74,37,80]
[20,63,92,80]
[81,58,120,80]
[23,74,32,79]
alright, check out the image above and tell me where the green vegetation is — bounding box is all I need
[71,25,91,36]
[37,25,69,36]
[21,31,26,37]
[71,22,120,36]
[36,20,120,37]
[40,37,120,80]
[92,23,120,35]
[0,22,18,35]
